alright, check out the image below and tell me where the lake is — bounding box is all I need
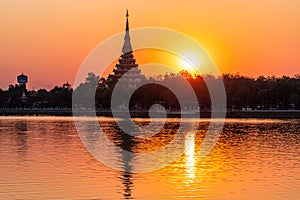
[0,116,299,199]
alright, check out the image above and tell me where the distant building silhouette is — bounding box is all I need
[107,10,145,88]
[17,73,28,91]
[16,73,29,103]
[63,82,71,90]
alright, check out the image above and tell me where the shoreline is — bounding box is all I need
[0,109,300,119]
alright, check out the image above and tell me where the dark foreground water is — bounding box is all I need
[0,116,299,199]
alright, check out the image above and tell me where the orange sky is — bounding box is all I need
[0,0,299,89]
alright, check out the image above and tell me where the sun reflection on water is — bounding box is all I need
[185,132,196,183]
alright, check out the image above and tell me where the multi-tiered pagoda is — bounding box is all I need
[107,10,145,88]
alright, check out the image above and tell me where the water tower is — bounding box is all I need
[17,73,28,90]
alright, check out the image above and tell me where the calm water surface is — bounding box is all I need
[0,116,299,199]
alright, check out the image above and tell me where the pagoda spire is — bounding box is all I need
[122,9,132,54]
[107,10,145,89]
[126,9,129,31]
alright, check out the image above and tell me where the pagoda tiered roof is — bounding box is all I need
[107,10,145,88]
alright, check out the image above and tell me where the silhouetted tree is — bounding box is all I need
[1,72,300,111]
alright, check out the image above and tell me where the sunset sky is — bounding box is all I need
[0,0,299,89]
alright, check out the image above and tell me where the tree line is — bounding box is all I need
[1,71,299,110]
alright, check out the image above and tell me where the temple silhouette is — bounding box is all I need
[107,10,145,88]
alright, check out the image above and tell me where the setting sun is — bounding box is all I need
[178,53,201,74]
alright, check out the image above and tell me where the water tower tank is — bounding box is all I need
[17,73,28,84]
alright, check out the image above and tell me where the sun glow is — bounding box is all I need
[127,49,205,78]
[178,57,194,71]
[178,53,201,74]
